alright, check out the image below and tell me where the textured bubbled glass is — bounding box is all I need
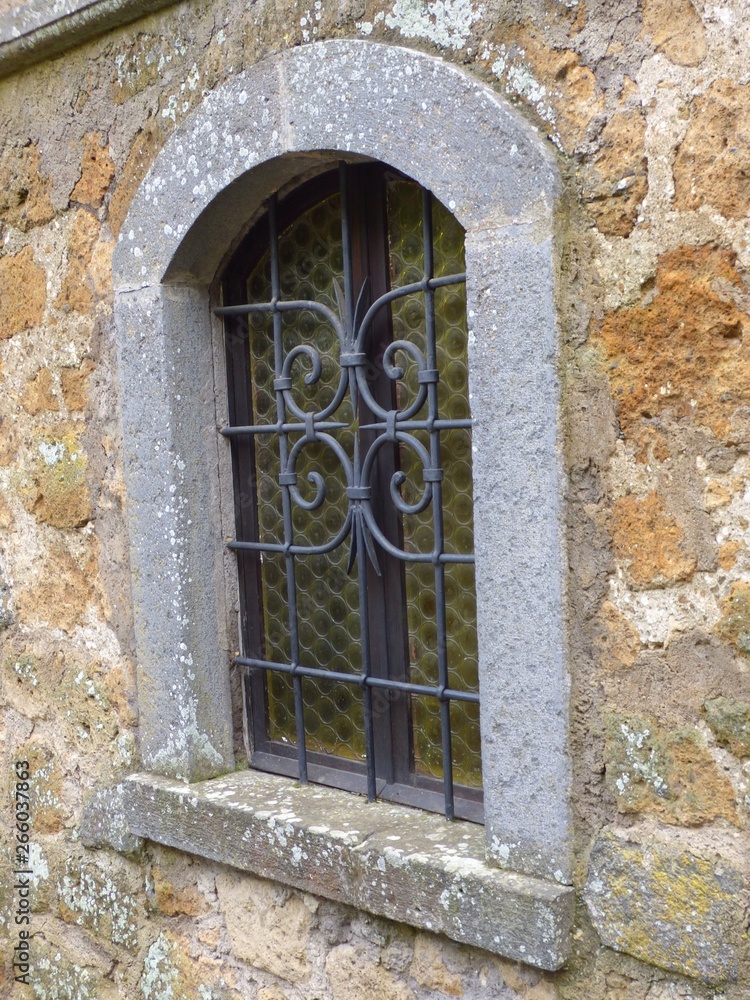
[386,181,481,788]
[247,194,367,761]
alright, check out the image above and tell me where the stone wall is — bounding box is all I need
[0,0,748,997]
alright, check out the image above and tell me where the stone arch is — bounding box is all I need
[112,39,571,886]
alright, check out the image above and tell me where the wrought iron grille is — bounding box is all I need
[217,162,481,822]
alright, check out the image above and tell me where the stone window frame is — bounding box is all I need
[110,40,573,969]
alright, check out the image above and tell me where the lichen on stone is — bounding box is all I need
[715,581,750,657]
[604,712,739,825]
[383,0,483,51]
[58,854,140,950]
[703,695,750,757]
[20,433,92,528]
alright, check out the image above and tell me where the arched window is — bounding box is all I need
[111,42,573,969]
[219,163,482,822]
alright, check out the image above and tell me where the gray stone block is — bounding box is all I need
[80,784,143,854]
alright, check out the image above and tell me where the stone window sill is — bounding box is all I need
[120,770,573,971]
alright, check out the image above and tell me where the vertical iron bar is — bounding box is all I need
[339,162,355,339]
[423,187,454,820]
[269,194,308,784]
[342,163,377,800]
[357,510,377,800]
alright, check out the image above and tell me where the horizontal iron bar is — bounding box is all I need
[227,538,474,564]
[221,420,348,437]
[214,298,338,318]
[213,272,466,318]
[358,418,473,432]
[234,656,480,703]
[222,417,471,437]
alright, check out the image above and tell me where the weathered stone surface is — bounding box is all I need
[0,564,13,628]
[71,131,115,208]
[581,110,648,237]
[0,487,14,528]
[0,0,179,79]
[124,770,574,970]
[21,366,60,415]
[585,828,744,982]
[108,121,164,238]
[705,479,733,510]
[674,80,750,220]
[641,0,707,66]
[703,696,750,757]
[327,943,414,1000]
[715,582,750,657]
[151,858,209,917]
[410,935,463,997]
[15,542,97,633]
[58,852,142,950]
[604,713,738,826]
[0,640,127,765]
[80,784,143,854]
[216,871,314,981]
[600,629,750,738]
[611,492,697,589]
[2,648,59,719]
[113,40,559,286]
[20,433,91,528]
[87,238,114,300]
[0,140,54,231]
[61,358,96,411]
[596,245,750,440]
[0,245,46,338]
[593,601,641,673]
[0,415,21,465]
[28,934,115,1000]
[56,209,101,314]
[24,742,66,833]
[139,930,242,1000]
[718,539,742,570]
[102,661,137,726]
[113,284,235,783]
[488,30,604,154]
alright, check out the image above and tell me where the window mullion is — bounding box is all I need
[347,164,413,790]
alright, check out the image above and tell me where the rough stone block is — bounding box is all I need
[216,871,315,982]
[703,696,750,757]
[80,784,143,854]
[584,828,745,983]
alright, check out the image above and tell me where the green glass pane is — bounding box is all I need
[248,194,365,762]
[387,178,482,790]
